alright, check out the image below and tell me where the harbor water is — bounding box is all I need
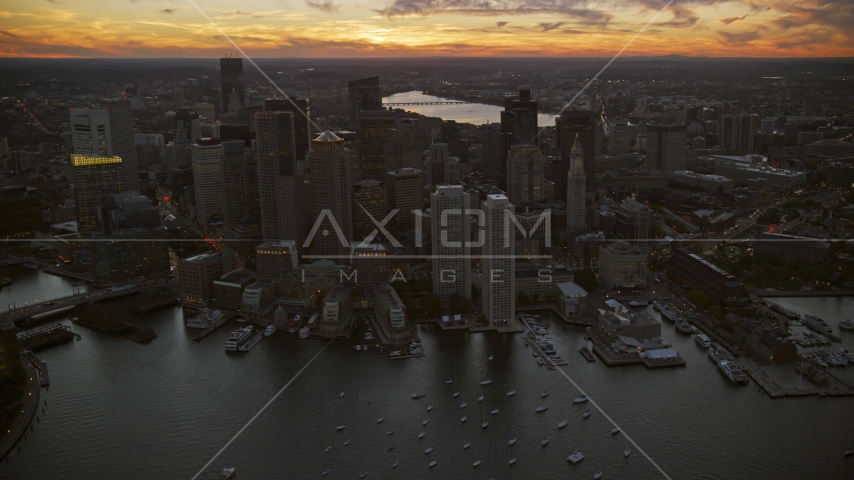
[2,267,854,479]
[382,91,559,127]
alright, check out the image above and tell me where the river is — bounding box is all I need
[1,266,853,479]
[383,91,558,127]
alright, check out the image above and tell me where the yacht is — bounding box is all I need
[660,306,679,322]
[573,395,588,404]
[845,446,854,457]
[186,309,224,329]
[694,333,712,348]
[491,408,499,415]
[338,392,345,398]
[675,318,693,333]
[460,416,467,423]
[359,472,368,478]
[541,390,549,398]
[611,426,621,435]
[480,379,492,385]
[391,462,399,469]
[478,395,484,402]
[424,447,433,454]
[594,471,603,479]
[428,461,437,468]
[583,409,591,418]
[838,319,854,331]
[343,439,351,446]
[427,405,433,412]
[482,420,489,429]
[652,300,663,311]
[298,326,310,339]
[718,360,750,385]
[322,469,329,477]
[287,314,302,333]
[509,458,517,465]
[460,403,468,409]
[324,446,332,453]
[376,418,384,424]
[536,358,545,366]
[557,420,568,429]
[411,393,426,399]
[445,379,454,385]
[624,446,631,458]
[336,425,346,431]
[628,300,648,307]
[453,391,460,398]
[567,451,585,464]
[463,442,471,450]
[803,314,833,335]
[418,432,425,439]
[422,419,428,426]
[508,438,517,446]
[541,437,549,447]
[535,405,548,413]
[225,326,253,352]
[220,467,235,479]
[472,460,482,467]
[387,430,395,435]
[506,390,517,397]
[264,325,276,337]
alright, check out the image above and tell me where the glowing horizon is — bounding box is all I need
[1,0,852,58]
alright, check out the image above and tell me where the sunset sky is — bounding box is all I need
[0,0,852,58]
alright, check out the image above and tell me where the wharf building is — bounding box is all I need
[665,249,750,311]
[211,269,257,310]
[723,313,798,365]
[373,283,412,344]
[554,282,588,320]
[319,283,354,337]
[753,233,831,263]
[598,241,648,290]
[241,281,276,320]
[178,252,237,307]
[350,243,389,308]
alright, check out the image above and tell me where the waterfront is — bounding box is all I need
[2,268,854,479]
[383,91,559,127]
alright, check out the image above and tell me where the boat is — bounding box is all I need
[360,472,368,478]
[557,420,568,429]
[488,354,494,361]
[478,395,484,402]
[343,439,351,446]
[839,319,854,331]
[427,405,433,412]
[536,358,545,366]
[411,393,426,399]
[225,326,253,351]
[391,462,399,468]
[461,416,467,423]
[338,392,345,398]
[533,352,538,357]
[583,409,591,418]
[535,405,548,413]
[611,426,620,435]
[766,301,800,319]
[541,390,549,398]
[718,360,750,385]
[845,446,854,457]
[506,390,516,397]
[460,403,468,409]
[418,432,425,439]
[336,425,346,431]
[422,419,428,426]
[594,471,603,479]
[652,300,662,311]
[803,314,833,335]
[694,333,712,348]
[264,325,276,337]
[186,309,224,329]
[463,442,471,449]
[480,379,492,385]
[628,300,648,307]
[387,429,395,435]
[482,420,489,429]
[355,345,362,351]
[377,417,384,423]
[472,460,482,467]
[453,391,460,398]
[446,379,454,385]
[675,318,693,333]
[388,444,395,451]
[567,451,585,464]
[573,395,588,404]
[221,467,235,479]
[298,326,311,339]
[660,305,679,322]
[307,315,318,327]
[288,314,302,333]
[624,446,631,458]
[424,447,433,454]
[322,469,329,477]
[324,446,332,453]
[541,437,549,447]
[491,408,499,415]
[509,458,517,465]
[508,438,517,446]
[428,461,437,468]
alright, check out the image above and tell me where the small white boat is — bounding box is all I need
[359,472,368,478]
[508,437,517,446]
[541,437,549,447]
[388,445,395,451]
[321,469,329,477]
[463,442,471,449]
[221,467,235,479]
[428,461,437,468]
[624,446,631,458]
[344,439,351,446]
[355,345,362,351]
[391,462,399,468]
[472,460,482,468]
[480,379,492,385]
[377,418,384,423]
[461,416,467,423]
[460,403,468,409]
[338,392,345,398]
[506,390,516,397]
[491,408,499,415]
[567,451,585,464]
[541,390,549,398]
[535,405,548,413]
[418,432,425,439]
[424,447,433,454]
[557,420,567,429]
[536,358,545,366]
[573,395,588,404]
[583,409,591,418]
[336,425,346,431]
[324,446,331,453]
[427,405,433,412]
[411,393,426,399]
[453,391,460,398]
[509,458,517,465]
[845,446,854,457]
[445,379,453,385]
[694,333,712,348]
[264,325,276,337]
[422,419,428,426]
[482,420,489,429]
[387,429,395,435]
[611,426,620,435]
[594,470,603,479]
[488,354,494,361]
[478,395,484,402]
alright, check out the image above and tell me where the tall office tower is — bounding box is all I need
[358,110,395,179]
[608,119,631,155]
[264,97,312,162]
[220,57,245,114]
[386,167,424,231]
[482,194,515,326]
[440,120,463,157]
[175,87,186,109]
[71,154,122,233]
[383,118,429,171]
[427,143,449,186]
[275,174,308,248]
[71,100,139,192]
[506,144,544,205]
[309,131,353,258]
[348,76,382,129]
[646,125,687,173]
[500,89,538,187]
[479,122,502,183]
[173,108,202,149]
[255,111,296,241]
[566,135,586,233]
[556,110,596,190]
[736,114,760,154]
[431,185,471,301]
[352,180,387,241]
[760,118,775,135]
[220,140,250,230]
[191,138,223,225]
[615,197,652,248]
[443,157,460,184]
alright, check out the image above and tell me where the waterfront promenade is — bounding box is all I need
[0,357,41,461]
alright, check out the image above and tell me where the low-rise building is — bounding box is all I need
[555,282,588,320]
[241,281,275,320]
[753,232,831,263]
[603,168,668,200]
[320,284,353,336]
[724,313,798,365]
[711,155,806,191]
[668,170,735,193]
[373,284,411,344]
[596,309,661,342]
[211,269,256,309]
[178,252,237,306]
[665,249,750,310]
[599,241,648,289]
[515,262,573,301]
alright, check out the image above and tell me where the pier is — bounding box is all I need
[73,304,156,343]
[17,323,80,351]
[132,290,178,313]
[192,311,236,342]
[741,358,854,398]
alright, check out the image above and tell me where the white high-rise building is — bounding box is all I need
[191,139,224,225]
[566,135,586,233]
[431,185,471,301]
[71,99,139,192]
[482,194,515,326]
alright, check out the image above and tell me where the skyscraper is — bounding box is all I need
[566,135,586,233]
[275,174,308,248]
[352,180,387,241]
[264,97,312,162]
[500,89,538,187]
[431,185,471,301]
[646,125,687,173]
[556,110,596,189]
[71,154,123,233]
[427,143,449,186]
[719,115,759,154]
[191,138,223,225]
[609,119,631,155]
[309,131,353,258]
[358,110,396,179]
[383,118,429,171]
[479,122,502,184]
[506,144,544,205]
[220,57,245,114]
[71,100,139,192]
[255,111,296,241]
[348,76,382,128]
[173,108,202,149]
[386,168,424,231]
[220,140,250,230]
[482,194,515,326]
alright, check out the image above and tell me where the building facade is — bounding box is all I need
[431,185,471,301]
[482,194,515,326]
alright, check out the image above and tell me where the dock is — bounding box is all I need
[578,345,595,363]
[23,351,50,387]
[741,358,854,398]
[17,323,80,351]
[587,329,686,368]
[238,333,263,352]
[192,311,236,342]
[73,304,156,343]
[132,290,178,313]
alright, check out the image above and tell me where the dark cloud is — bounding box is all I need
[538,21,564,31]
[159,8,176,15]
[374,0,613,26]
[496,21,509,27]
[0,30,19,38]
[304,0,341,13]
[718,31,761,44]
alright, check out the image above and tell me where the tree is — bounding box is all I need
[448,293,471,315]
[574,268,598,293]
[420,293,442,318]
